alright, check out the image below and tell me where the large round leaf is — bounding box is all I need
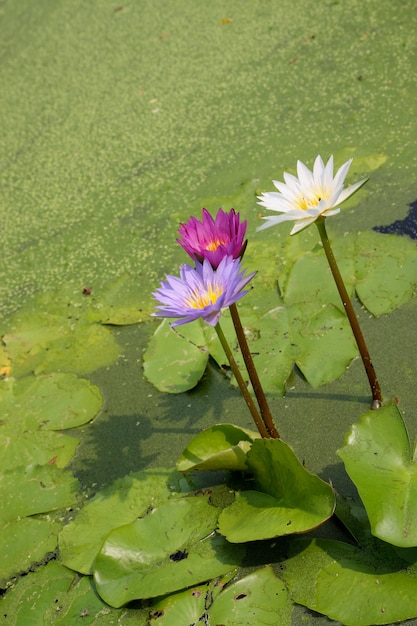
[59,469,177,574]
[94,497,245,607]
[0,373,102,471]
[0,518,61,585]
[338,402,417,547]
[143,319,209,393]
[0,464,78,525]
[282,537,417,626]
[2,297,120,378]
[0,560,129,626]
[176,424,260,472]
[354,230,417,316]
[208,566,292,625]
[218,439,335,542]
[290,302,358,388]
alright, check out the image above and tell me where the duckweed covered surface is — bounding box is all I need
[1,0,417,624]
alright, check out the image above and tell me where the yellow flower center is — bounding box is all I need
[186,283,223,309]
[297,189,329,211]
[205,237,227,252]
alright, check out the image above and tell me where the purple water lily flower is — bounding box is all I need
[177,208,247,269]
[152,256,255,327]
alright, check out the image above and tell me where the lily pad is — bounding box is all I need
[0,518,61,585]
[147,574,235,625]
[59,468,178,575]
[354,230,417,316]
[282,537,417,626]
[94,497,245,607]
[148,584,209,625]
[218,439,335,542]
[205,307,300,397]
[0,464,78,525]
[278,229,417,317]
[281,242,355,309]
[0,560,127,626]
[0,561,76,626]
[0,373,102,471]
[143,319,209,393]
[2,296,121,378]
[338,402,417,547]
[148,567,292,625]
[208,566,292,625]
[290,302,358,388]
[87,273,154,325]
[176,424,260,472]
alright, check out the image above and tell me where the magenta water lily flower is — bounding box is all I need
[257,155,368,235]
[177,208,247,268]
[152,256,255,327]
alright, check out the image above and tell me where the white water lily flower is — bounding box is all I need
[257,155,367,235]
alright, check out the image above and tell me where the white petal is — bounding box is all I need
[274,177,299,199]
[258,194,298,214]
[256,213,301,231]
[322,208,340,218]
[332,158,352,191]
[290,216,317,235]
[322,155,335,190]
[282,171,301,191]
[336,177,368,204]
[297,160,314,190]
[313,155,326,185]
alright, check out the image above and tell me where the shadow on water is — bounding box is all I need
[69,322,252,491]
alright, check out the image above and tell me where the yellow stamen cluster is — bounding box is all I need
[205,237,227,252]
[186,283,223,309]
[297,189,328,211]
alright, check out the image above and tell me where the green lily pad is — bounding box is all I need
[354,230,417,316]
[59,468,178,575]
[218,439,335,542]
[87,273,154,325]
[277,229,417,317]
[205,307,300,397]
[2,295,121,378]
[281,242,355,308]
[148,574,235,625]
[0,464,78,525]
[148,567,292,625]
[290,302,358,388]
[208,566,292,625]
[0,429,79,473]
[143,319,209,393]
[148,584,209,625]
[282,537,417,626]
[338,402,417,547]
[44,574,125,625]
[0,518,61,585]
[0,373,102,471]
[0,560,127,626]
[176,424,260,472]
[94,497,245,607]
[0,561,76,625]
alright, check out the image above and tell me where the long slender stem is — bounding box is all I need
[215,322,270,438]
[315,218,382,409]
[229,303,280,438]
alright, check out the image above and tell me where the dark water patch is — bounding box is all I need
[374,199,417,240]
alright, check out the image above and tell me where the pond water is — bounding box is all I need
[1,0,417,623]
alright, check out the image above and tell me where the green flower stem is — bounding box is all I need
[229,303,280,438]
[215,322,270,438]
[316,217,382,409]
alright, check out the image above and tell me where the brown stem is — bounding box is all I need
[215,322,270,438]
[315,218,382,409]
[229,303,280,438]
